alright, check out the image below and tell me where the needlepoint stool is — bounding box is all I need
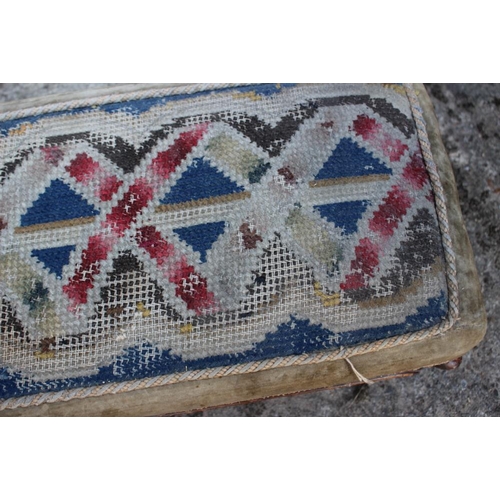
[0,84,486,416]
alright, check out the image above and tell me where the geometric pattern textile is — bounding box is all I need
[0,83,457,407]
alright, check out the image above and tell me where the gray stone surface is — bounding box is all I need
[0,83,497,416]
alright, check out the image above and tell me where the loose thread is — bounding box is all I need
[345,358,374,385]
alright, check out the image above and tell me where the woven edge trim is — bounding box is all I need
[0,83,459,411]
[0,83,253,122]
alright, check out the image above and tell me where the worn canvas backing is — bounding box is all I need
[0,83,457,407]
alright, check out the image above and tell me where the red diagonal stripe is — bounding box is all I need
[66,152,123,202]
[342,238,381,290]
[63,124,209,310]
[63,233,117,307]
[402,152,427,189]
[369,185,413,238]
[352,114,408,162]
[136,226,216,314]
[150,124,209,179]
[340,152,429,291]
[106,178,154,236]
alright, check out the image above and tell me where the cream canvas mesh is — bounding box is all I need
[0,84,454,402]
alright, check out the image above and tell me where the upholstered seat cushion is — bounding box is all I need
[0,84,482,414]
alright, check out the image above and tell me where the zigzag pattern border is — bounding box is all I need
[1,97,427,341]
[0,83,459,410]
[1,92,415,182]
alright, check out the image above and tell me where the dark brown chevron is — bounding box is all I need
[89,135,147,174]
[170,101,319,157]
[315,95,415,138]
[88,126,177,173]
[99,251,182,322]
[43,104,320,170]
[1,147,34,185]
[44,129,176,174]
[367,97,415,138]
[1,95,416,181]
[44,250,174,352]
[217,102,318,156]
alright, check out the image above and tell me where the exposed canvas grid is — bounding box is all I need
[0,84,454,404]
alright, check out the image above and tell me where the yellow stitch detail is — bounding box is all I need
[9,123,32,136]
[14,216,96,234]
[155,191,251,213]
[180,323,193,334]
[136,302,151,318]
[34,351,55,359]
[313,281,341,307]
[309,174,390,188]
[232,91,262,102]
[381,83,407,96]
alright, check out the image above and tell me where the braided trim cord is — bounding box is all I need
[0,83,253,122]
[403,84,459,323]
[0,83,459,411]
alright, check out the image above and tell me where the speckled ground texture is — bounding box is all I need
[0,83,497,417]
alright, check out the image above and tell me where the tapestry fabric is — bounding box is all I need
[0,84,454,405]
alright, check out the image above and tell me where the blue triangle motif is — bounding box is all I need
[314,138,392,180]
[174,221,226,263]
[20,179,99,227]
[314,200,370,235]
[160,158,245,205]
[31,245,76,278]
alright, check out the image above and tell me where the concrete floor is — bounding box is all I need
[0,83,497,416]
